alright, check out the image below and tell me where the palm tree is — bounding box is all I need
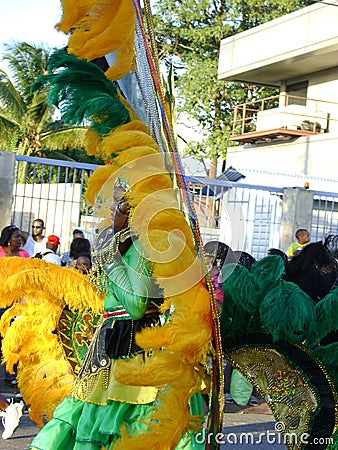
[0,42,86,157]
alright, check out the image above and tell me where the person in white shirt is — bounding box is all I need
[21,219,48,257]
[40,235,62,266]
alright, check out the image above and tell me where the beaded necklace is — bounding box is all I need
[89,227,134,294]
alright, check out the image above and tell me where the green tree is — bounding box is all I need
[154,0,313,177]
[0,42,86,157]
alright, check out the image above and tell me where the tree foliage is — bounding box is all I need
[0,42,87,158]
[154,0,313,174]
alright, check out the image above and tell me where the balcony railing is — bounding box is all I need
[230,94,338,144]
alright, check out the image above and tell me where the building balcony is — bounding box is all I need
[230,94,338,145]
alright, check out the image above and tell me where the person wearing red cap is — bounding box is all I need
[40,235,62,266]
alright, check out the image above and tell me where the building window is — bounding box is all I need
[286,81,308,105]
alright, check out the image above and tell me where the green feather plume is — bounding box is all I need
[250,255,285,292]
[220,282,254,339]
[220,254,337,446]
[314,288,338,342]
[32,49,130,135]
[220,263,260,314]
[220,255,285,316]
[259,280,315,343]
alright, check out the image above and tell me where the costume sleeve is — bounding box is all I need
[104,241,152,319]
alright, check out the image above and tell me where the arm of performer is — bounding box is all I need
[105,240,152,319]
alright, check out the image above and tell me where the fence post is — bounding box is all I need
[279,187,314,253]
[0,151,15,231]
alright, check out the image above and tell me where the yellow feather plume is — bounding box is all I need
[58,0,136,80]
[85,128,103,156]
[5,266,103,313]
[113,119,150,134]
[112,370,203,450]
[0,303,74,427]
[56,0,95,34]
[101,130,160,157]
[104,38,135,81]
[85,164,118,204]
[0,258,105,426]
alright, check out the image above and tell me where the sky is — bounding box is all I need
[1,0,68,70]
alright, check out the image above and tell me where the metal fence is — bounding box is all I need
[12,156,98,253]
[11,155,338,258]
[188,178,284,260]
[311,192,338,242]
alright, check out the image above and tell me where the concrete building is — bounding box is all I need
[218,0,338,192]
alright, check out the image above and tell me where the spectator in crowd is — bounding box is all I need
[287,228,310,259]
[61,229,86,267]
[73,229,84,240]
[0,225,29,258]
[35,235,62,266]
[203,241,236,313]
[21,219,48,257]
[68,238,92,269]
[0,225,26,438]
[72,253,92,274]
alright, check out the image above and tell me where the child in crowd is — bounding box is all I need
[287,228,310,259]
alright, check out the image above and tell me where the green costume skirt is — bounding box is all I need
[30,316,205,449]
[30,391,205,449]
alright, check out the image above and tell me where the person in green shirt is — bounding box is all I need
[287,228,310,259]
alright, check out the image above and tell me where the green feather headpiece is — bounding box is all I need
[32,49,130,136]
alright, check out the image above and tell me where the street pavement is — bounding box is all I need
[0,364,287,449]
[219,401,287,449]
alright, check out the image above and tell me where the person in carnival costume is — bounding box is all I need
[29,172,205,449]
[0,0,224,449]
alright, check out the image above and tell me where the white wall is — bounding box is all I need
[226,132,338,191]
[307,69,338,132]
